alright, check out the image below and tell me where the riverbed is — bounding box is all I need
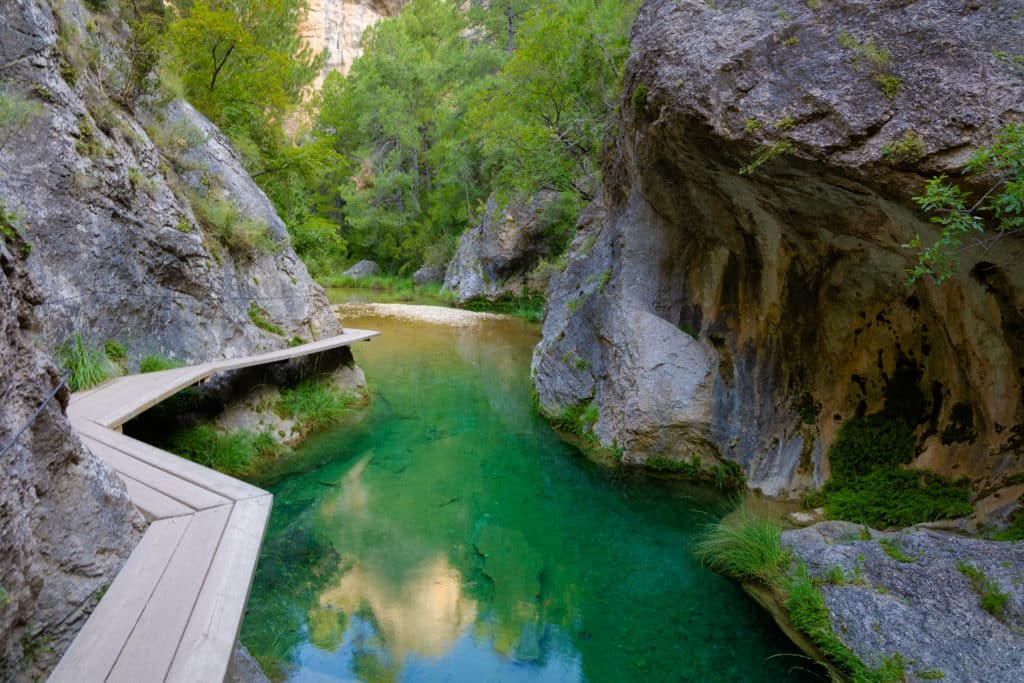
[239,309,817,682]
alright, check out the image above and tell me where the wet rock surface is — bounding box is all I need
[784,522,1024,681]
[532,0,1024,496]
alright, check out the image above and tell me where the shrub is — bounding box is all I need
[694,510,789,584]
[103,340,127,362]
[0,88,42,152]
[193,195,277,257]
[990,512,1024,541]
[823,467,972,528]
[276,381,354,430]
[59,334,117,391]
[827,415,914,483]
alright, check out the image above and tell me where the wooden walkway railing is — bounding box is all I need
[49,329,379,682]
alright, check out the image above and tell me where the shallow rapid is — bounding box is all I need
[240,308,816,682]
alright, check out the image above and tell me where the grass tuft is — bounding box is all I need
[168,425,280,476]
[138,355,183,373]
[276,380,355,431]
[694,510,789,584]
[879,537,917,563]
[59,334,118,391]
[956,560,1009,620]
[248,303,284,336]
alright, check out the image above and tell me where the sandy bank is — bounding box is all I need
[333,302,509,327]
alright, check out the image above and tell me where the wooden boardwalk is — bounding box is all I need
[50,329,379,683]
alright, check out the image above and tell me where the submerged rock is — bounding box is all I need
[781,522,1024,681]
[443,190,564,303]
[342,259,380,280]
[532,0,1024,497]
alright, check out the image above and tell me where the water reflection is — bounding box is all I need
[241,315,818,683]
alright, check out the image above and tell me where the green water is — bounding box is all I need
[240,314,817,683]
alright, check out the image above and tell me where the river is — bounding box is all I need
[239,304,816,683]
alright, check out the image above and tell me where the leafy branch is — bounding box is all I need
[905,124,1024,284]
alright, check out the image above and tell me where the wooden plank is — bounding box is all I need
[81,435,228,511]
[165,495,273,683]
[210,329,380,374]
[48,516,191,683]
[74,421,266,502]
[107,504,233,683]
[118,475,196,520]
[91,366,215,428]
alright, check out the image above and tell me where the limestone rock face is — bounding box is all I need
[0,0,341,366]
[782,522,1024,680]
[343,259,380,280]
[300,0,408,88]
[532,0,1024,497]
[443,191,563,303]
[0,233,142,681]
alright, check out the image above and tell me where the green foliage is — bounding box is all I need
[906,124,1024,283]
[0,585,9,608]
[0,88,42,152]
[247,303,284,336]
[880,130,925,162]
[956,560,1009,620]
[836,30,901,100]
[780,562,875,680]
[276,380,355,430]
[631,83,649,118]
[694,511,788,584]
[878,537,917,563]
[138,354,182,373]
[59,334,118,392]
[739,140,794,175]
[823,467,972,528]
[103,340,127,362]
[916,670,945,680]
[990,512,1024,541]
[827,415,914,482]
[820,415,972,527]
[193,195,277,257]
[317,0,640,273]
[169,425,281,475]
[551,400,600,444]
[462,293,545,322]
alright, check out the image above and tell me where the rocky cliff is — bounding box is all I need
[532,0,1024,498]
[0,0,353,677]
[443,191,564,303]
[300,0,407,88]
[0,230,141,680]
[1,0,341,366]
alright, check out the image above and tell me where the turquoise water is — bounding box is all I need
[240,314,817,683]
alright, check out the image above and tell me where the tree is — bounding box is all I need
[906,124,1024,283]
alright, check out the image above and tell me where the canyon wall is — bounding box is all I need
[532,0,1024,498]
[300,0,408,89]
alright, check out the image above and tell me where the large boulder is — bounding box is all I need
[412,263,444,286]
[0,0,340,366]
[342,259,379,280]
[532,0,1024,497]
[780,522,1024,681]
[0,231,142,680]
[443,190,563,303]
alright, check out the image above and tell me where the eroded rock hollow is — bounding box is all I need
[532,0,1024,498]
